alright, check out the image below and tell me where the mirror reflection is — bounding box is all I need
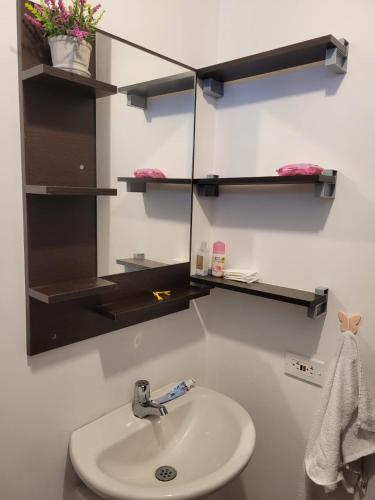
[95,33,195,276]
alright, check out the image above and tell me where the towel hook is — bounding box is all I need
[338,311,362,335]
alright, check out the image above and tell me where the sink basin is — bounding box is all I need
[70,385,256,500]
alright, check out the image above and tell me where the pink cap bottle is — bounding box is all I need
[212,241,225,277]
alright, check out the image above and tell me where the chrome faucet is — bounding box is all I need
[132,380,168,418]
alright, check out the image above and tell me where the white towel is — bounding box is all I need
[224,269,259,284]
[304,332,375,496]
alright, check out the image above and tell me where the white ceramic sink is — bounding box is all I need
[70,385,256,500]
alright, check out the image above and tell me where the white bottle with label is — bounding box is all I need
[195,242,209,276]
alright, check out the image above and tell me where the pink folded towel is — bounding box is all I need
[276,163,324,176]
[134,168,166,179]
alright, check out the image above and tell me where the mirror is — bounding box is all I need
[95,32,195,276]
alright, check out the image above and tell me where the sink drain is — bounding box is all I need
[155,465,177,482]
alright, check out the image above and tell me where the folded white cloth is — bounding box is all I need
[224,269,259,284]
[304,331,375,496]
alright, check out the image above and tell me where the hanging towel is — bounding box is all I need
[304,332,375,496]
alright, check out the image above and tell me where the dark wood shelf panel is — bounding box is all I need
[29,277,117,304]
[194,173,336,186]
[119,72,195,98]
[197,35,348,83]
[25,185,117,196]
[194,172,337,197]
[97,284,211,321]
[118,177,192,193]
[116,258,168,271]
[191,275,327,318]
[22,64,117,98]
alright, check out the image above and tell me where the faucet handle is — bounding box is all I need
[134,380,150,404]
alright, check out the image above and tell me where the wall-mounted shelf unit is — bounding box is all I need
[191,275,328,319]
[193,172,337,198]
[119,72,195,109]
[29,277,117,304]
[118,177,192,193]
[97,284,211,321]
[22,64,118,98]
[197,35,349,98]
[18,6,204,355]
[116,257,168,271]
[25,185,117,196]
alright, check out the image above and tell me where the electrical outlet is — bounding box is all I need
[285,352,325,387]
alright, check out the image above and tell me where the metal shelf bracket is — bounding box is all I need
[314,170,337,199]
[308,287,328,319]
[325,39,348,74]
[127,94,147,109]
[202,78,224,98]
[127,181,146,192]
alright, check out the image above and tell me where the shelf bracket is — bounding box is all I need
[307,287,328,319]
[325,39,348,74]
[127,181,146,193]
[197,184,219,197]
[314,170,337,199]
[127,94,147,109]
[196,174,220,197]
[203,78,224,98]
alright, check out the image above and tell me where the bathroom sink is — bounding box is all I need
[70,385,256,500]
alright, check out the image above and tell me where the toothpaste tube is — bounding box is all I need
[153,379,196,405]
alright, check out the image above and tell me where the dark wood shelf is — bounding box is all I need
[194,172,337,198]
[29,277,117,304]
[116,258,168,271]
[197,35,348,83]
[119,72,195,98]
[22,64,117,98]
[118,177,192,193]
[191,275,327,318]
[97,284,211,321]
[25,185,117,196]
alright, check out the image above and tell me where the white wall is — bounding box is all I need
[193,1,375,499]
[0,2,218,500]
[101,0,219,69]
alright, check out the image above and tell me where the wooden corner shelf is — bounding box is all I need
[116,258,168,271]
[22,64,118,98]
[96,284,211,321]
[197,35,348,83]
[29,277,117,304]
[118,72,195,99]
[25,185,117,196]
[193,172,337,198]
[118,177,192,193]
[191,275,327,318]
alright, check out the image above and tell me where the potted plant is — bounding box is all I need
[24,0,104,77]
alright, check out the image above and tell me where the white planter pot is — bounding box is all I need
[48,36,92,77]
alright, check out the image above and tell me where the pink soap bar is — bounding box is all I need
[276,164,324,176]
[134,168,167,178]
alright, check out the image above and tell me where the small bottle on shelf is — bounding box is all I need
[211,241,225,277]
[195,242,209,276]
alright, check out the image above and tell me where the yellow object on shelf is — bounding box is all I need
[153,290,172,301]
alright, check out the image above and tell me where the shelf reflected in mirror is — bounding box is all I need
[95,32,195,277]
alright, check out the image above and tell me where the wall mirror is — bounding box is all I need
[95,32,196,276]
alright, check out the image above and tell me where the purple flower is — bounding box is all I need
[24,13,42,30]
[58,0,68,21]
[92,4,101,13]
[79,0,86,5]
[68,21,89,40]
